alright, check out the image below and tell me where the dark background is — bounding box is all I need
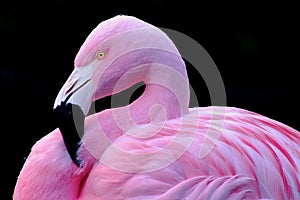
[1,1,299,199]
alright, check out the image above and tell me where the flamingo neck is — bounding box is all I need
[125,63,190,126]
[128,83,187,125]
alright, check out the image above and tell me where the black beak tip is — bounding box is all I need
[53,101,85,167]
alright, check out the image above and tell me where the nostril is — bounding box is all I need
[64,69,80,95]
[65,80,78,95]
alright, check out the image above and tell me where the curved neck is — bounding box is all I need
[111,63,190,132]
[135,66,189,119]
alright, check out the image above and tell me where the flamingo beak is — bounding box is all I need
[54,62,97,116]
[53,62,97,167]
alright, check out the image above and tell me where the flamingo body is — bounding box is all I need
[76,107,300,199]
[15,107,300,199]
[14,15,300,200]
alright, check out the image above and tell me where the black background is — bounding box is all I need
[1,1,299,199]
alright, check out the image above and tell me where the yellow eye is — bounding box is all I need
[96,52,105,59]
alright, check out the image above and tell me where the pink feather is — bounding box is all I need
[14,15,300,200]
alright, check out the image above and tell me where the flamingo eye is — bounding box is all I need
[96,52,105,59]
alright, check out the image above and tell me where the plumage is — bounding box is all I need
[14,15,300,200]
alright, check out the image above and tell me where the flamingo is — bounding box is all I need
[14,15,300,200]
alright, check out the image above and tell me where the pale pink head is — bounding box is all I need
[54,15,189,116]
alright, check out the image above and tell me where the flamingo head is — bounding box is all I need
[53,15,188,167]
[54,15,183,115]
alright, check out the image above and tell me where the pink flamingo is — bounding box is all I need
[14,15,300,200]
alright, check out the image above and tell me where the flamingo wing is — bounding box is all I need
[156,175,258,200]
[79,106,300,199]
